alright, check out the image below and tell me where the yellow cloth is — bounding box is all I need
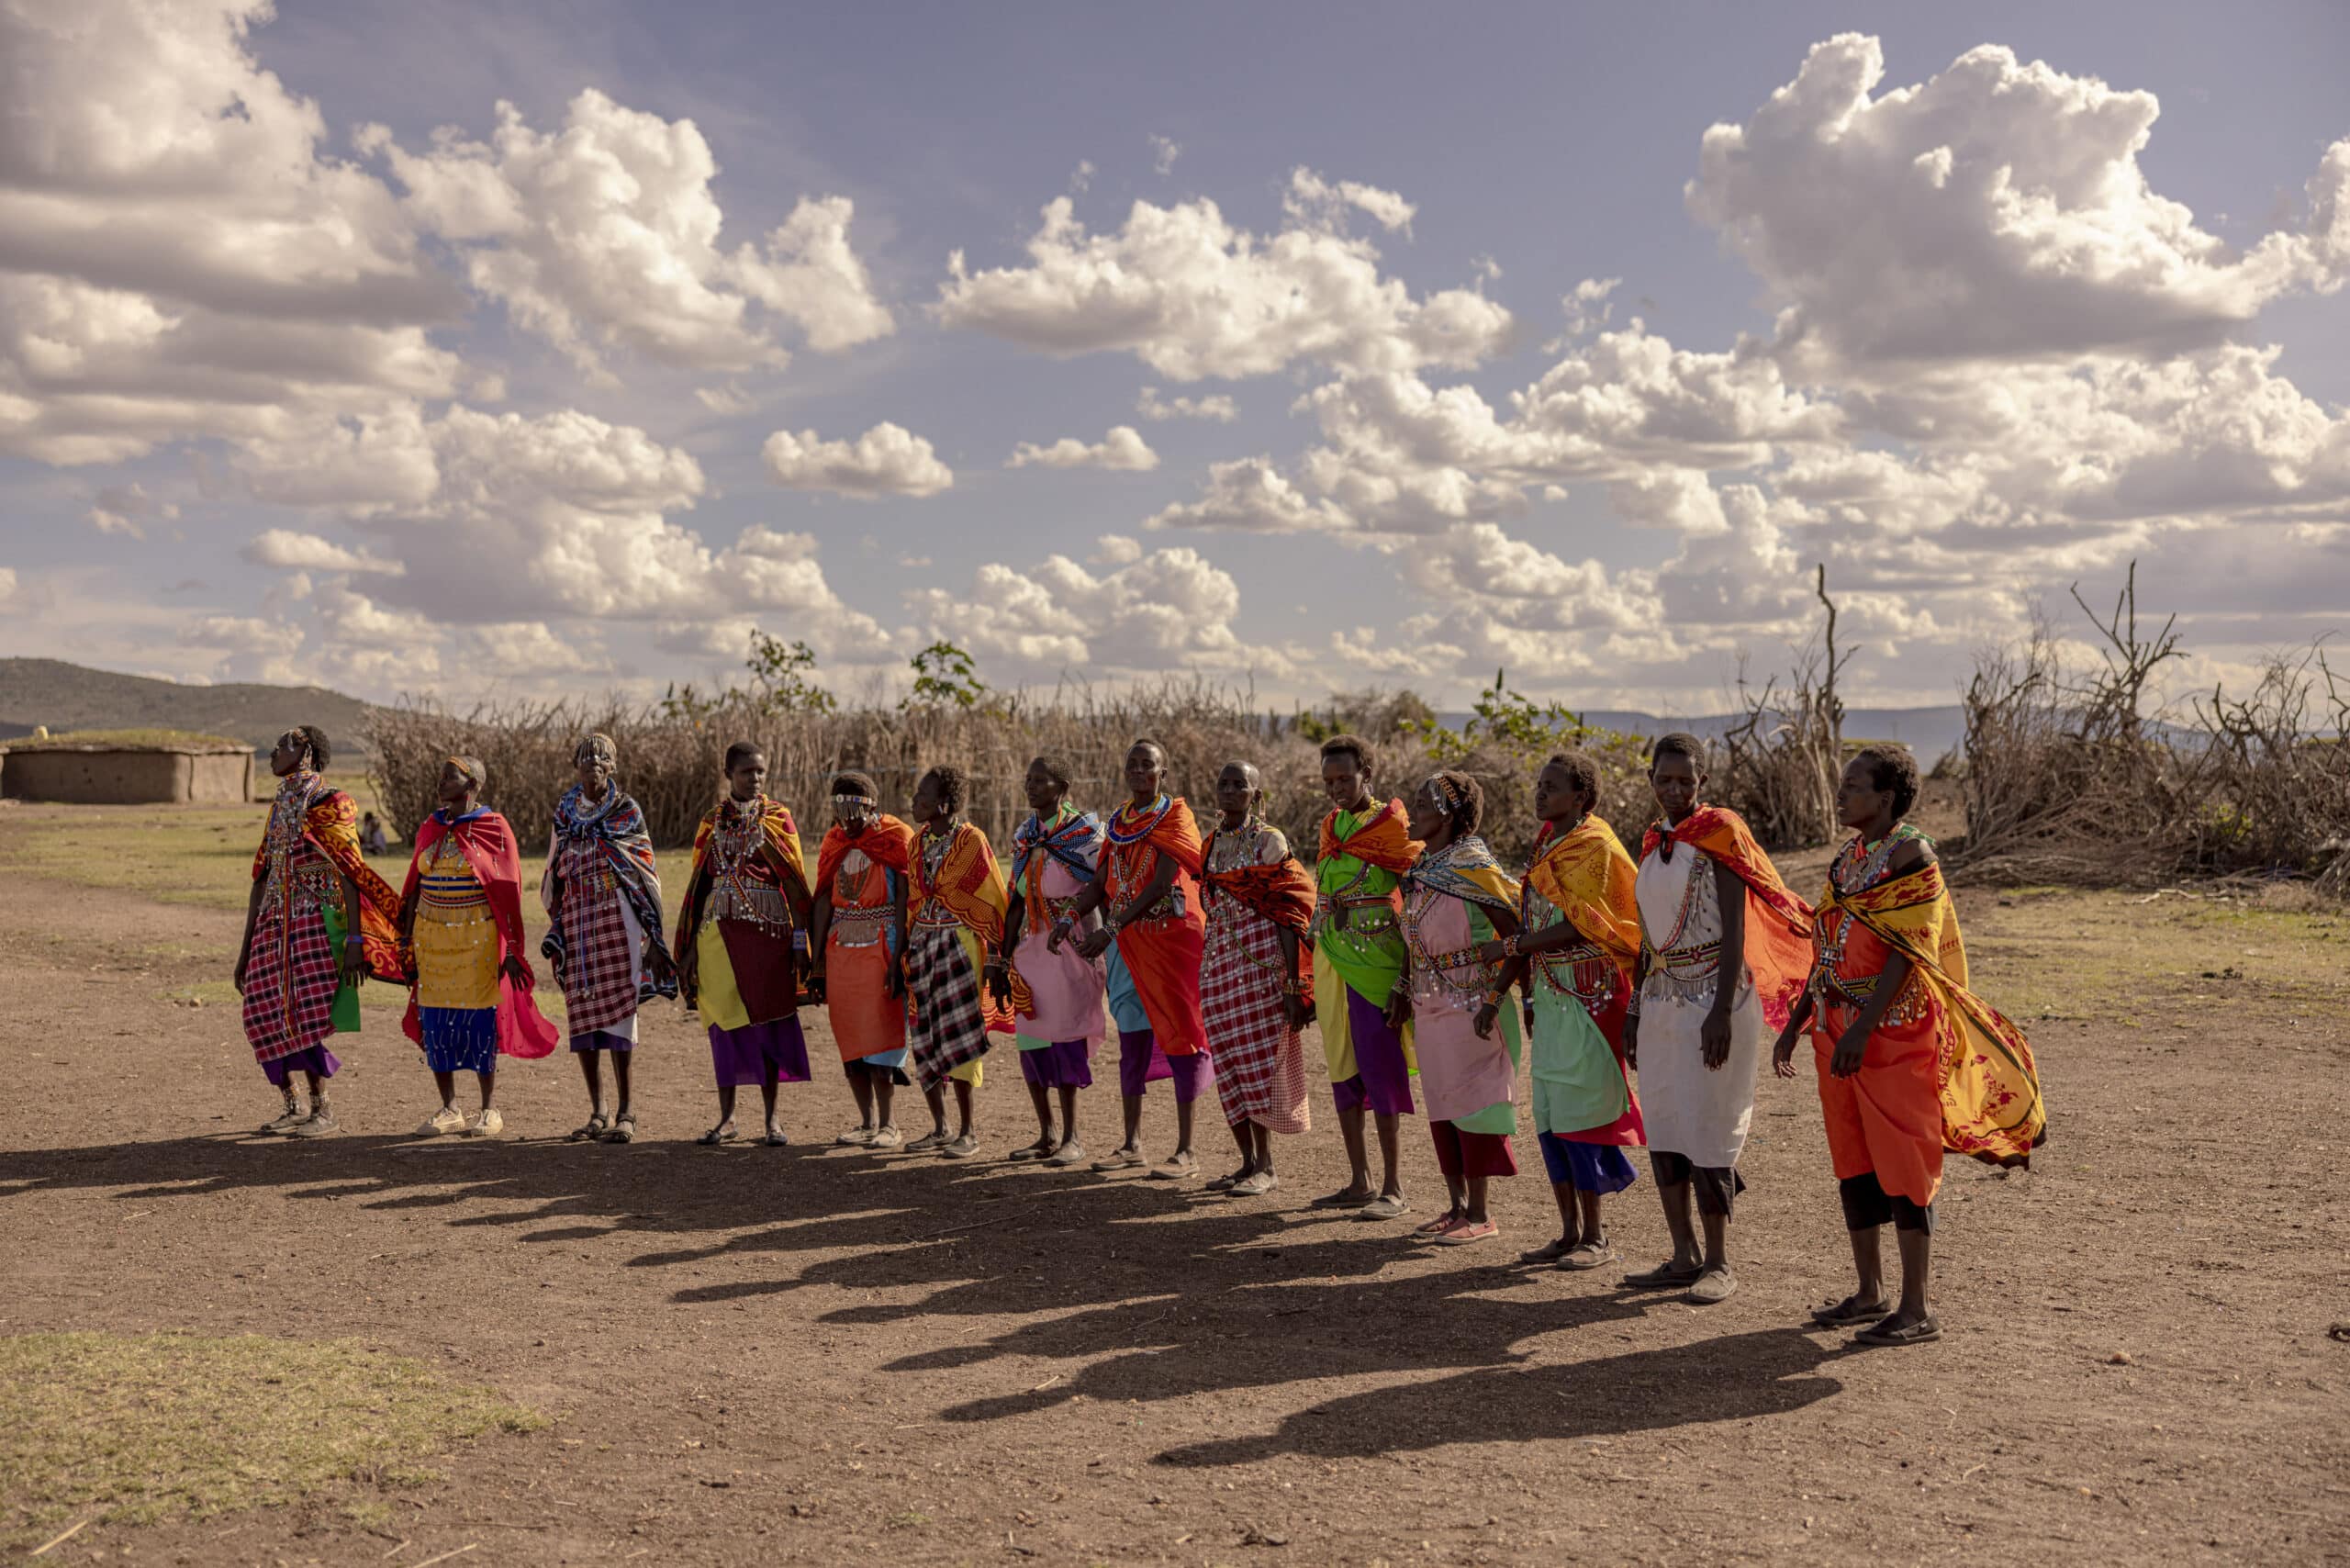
[694,918,753,1033]
[415,837,498,1010]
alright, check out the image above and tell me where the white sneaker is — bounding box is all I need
[466,1107,505,1137]
[417,1105,465,1137]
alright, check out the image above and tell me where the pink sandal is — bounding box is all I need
[1440,1219,1500,1245]
[1416,1213,1467,1238]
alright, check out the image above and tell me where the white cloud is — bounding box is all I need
[241,530,406,576]
[1686,35,2350,373]
[1136,386,1237,422]
[1560,276,1620,337]
[1007,424,1159,471]
[1148,135,1182,176]
[85,481,176,539]
[905,544,1280,679]
[361,91,891,381]
[1145,455,1357,534]
[1285,167,1416,235]
[0,0,459,465]
[934,193,1509,380]
[762,421,955,498]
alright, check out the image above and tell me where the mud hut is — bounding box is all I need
[0,730,254,803]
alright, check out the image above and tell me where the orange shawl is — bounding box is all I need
[1106,794,1205,880]
[816,813,914,896]
[1640,805,1814,1031]
[909,820,1010,949]
[1524,813,1641,973]
[688,795,807,891]
[1816,859,2047,1168]
[1316,798,1421,875]
[1200,825,1317,1003]
[252,782,407,983]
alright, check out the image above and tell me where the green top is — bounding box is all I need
[1315,806,1408,1006]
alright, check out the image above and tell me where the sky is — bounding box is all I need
[1,0,2344,714]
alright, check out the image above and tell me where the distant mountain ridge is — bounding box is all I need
[0,659,380,759]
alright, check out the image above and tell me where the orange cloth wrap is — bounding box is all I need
[1640,805,1814,1031]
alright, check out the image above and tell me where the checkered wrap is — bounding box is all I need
[908,923,991,1091]
[243,899,340,1064]
[1202,902,1310,1134]
[552,841,640,1035]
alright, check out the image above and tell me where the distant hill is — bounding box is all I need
[0,659,380,760]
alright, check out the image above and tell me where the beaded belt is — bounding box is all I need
[830,904,888,948]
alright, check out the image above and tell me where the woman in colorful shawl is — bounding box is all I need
[1772,747,2047,1349]
[1476,751,1647,1271]
[233,726,405,1138]
[540,733,676,1145]
[810,771,915,1150]
[1624,733,1813,1305]
[1307,734,1425,1222]
[675,743,813,1148]
[1068,739,1210,1180]
[901,765,1011,1158]
[985,756,1108,1170]
[1397,771,1524,1246]
[397,756,560,1137]
[1198,761,1315,1198]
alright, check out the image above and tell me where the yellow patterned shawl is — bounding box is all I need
[1814,859,2047,1168]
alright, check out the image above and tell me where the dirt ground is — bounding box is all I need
[1,799,2345,1566]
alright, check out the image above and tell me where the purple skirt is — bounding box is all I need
[1117,1028,1210,1102]
[1020,1039,1094,1089]
[710,1015,812,1089]
[1330,987,1416,1116]
[262,1044,339,1088]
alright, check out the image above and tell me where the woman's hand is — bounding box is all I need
[340,935,369,987]
[499,954,531,987]
[1045,922,1067,956]
[1771,1024,1803,1079]
[1382,985,1412,1032]
[675,947,698,1001]
[885,957,906,1001]
[232,949,252,995]
[1700,1007,1733,1070]
[1282,994,1312,1032]
[648,946,677,985]
[983,958,1011,1007]
[1075,924,1114,961]
[1472,1002,1498,1040]
[1830,1025,1869,1079]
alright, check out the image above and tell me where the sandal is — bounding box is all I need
[1308,1185,1377,1210]
[1854,1315,1942,1348]
[1416,1213,1467,1238]
[569,1114,610,1142]
[763,1131,789,1148]
[605,1114,636,1144]
[1440,1219,1499,1245]
[1559,1235,1618,1271]
[1622,1260,1706,1289]
[1516,1237,1577,1265]
[1811,1294,1893,1328]
[697,1124,738,1147]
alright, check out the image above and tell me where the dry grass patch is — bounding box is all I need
[0,1331,547,1544]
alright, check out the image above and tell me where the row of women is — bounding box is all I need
[234,722,2045,1348]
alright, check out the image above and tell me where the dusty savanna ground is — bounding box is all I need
[1,796,2345,1566]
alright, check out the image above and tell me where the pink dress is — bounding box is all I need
[1013,857,1108,1051]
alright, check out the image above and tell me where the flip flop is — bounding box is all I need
[1811,1294,1893,1327]
[1622,1260,1706,1289]
[1854,1316,1942,1348]
[1309,1186,1377,1209]
[697,1125,738,1147]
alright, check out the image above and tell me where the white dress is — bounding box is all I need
[1632,844,1764,1168]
